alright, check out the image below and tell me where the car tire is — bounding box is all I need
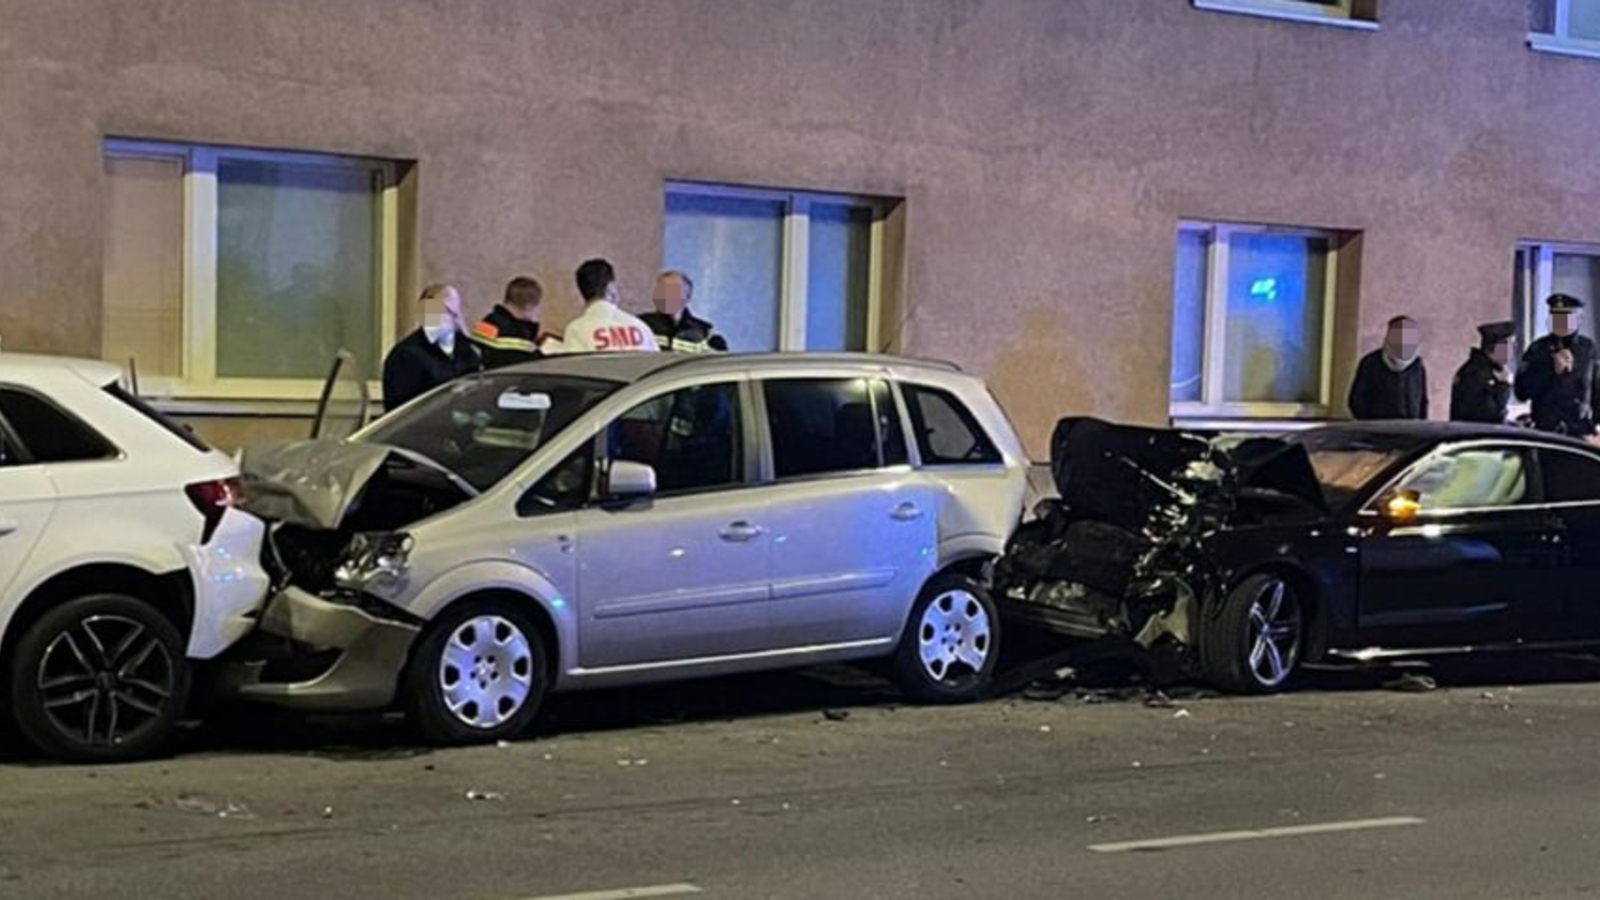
[402,598,550,745]
[7,593,192,763]
[1199,572,1304,694]
[892,572,1000,703]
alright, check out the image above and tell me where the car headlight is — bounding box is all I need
[333,532,414,592]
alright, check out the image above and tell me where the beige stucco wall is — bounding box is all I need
[5,0,1600,453]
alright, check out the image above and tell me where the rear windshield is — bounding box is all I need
[104,384,211,452]
[361,373,620,491]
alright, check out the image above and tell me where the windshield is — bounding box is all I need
[361,373,620,491]
[1287,431,1419,507]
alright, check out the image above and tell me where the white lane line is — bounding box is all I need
[1089,816,1426,854]
[517,885,702,900]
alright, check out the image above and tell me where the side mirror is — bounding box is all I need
[1381,489,1422,520]
[604,460,657,501]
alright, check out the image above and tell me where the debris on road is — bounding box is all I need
[465,790,506,802]
[823,709,851,722]
[1383,672,1438,693]
[1038,725,1053,734]
[1173,708,1192,719]
[1143,690,1176,709]
[320,806,335,819]
[1086,815,1117,824]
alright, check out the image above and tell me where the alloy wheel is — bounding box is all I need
[1245,578,1302,688]
[437,615,535,729]
[918,590,992,683]
[36,614,176,748]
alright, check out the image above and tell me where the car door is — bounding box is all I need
[757,377,940,647]
[573,378,773,669]
[0,410,58,602]
[1357,444,1565,647]
[1533,445,1600,639]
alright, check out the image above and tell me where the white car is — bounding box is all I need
[232,353,1030,744]
[0,354,270,761]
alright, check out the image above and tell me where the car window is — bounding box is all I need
[763,378,885,479]
[0,387,117,464]
[1395,448,1531,511]
[1539,448,1600,503]
[608,382,741,494]
[518,443,595,515]
[902,384,1000,465]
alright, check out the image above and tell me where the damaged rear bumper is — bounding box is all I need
[219,586,420,711]
[1002,579,1197,650]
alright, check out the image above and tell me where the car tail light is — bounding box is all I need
[186,477,241,543]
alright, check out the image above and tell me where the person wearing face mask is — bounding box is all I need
[1450,321,1516,424]
[1516,293,1598,436]
[1348,315,1429,420]
[381,283,483,411]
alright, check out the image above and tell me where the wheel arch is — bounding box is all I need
[1224,561,1329,662]
[409,587,563,685]
[1,563,193,667]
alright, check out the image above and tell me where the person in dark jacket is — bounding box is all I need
[381,283,481,412]
[1349,315,1428,420]
[641,270,728,354]
[1450,321,1516,424]
[1516,293,1599,436]
[471,276,545,369]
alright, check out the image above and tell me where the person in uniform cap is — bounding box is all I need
[1515,293,1598,436]
[471,276,546,369]
[1450,321,1516,424]
[1348,315,1429,420]
[642,270,728,354]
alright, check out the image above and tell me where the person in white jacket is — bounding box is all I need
[546,258,661,354]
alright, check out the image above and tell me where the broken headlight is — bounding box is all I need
[333,532,414,592]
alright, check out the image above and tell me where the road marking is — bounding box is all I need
[519,885,702,900]
[1088,816,1425,853]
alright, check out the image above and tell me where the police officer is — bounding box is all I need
[1450,321,1515,424]
[642,270,728,354]
[1515,293,1599,436]
[471,276,545,369]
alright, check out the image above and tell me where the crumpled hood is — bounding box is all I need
[239,439,477,531]
[1048,417,1327,525]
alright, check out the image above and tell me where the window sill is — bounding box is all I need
[146,397,323,418]
[1170,416,1332,434]
[1528,32,1600,61]
[1191,0,1378,30]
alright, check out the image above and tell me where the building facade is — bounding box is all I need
[4,0,1600,453]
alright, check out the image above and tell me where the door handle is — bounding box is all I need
[720,521,764,543]
[891,502,923,522]
[0,520,16,537]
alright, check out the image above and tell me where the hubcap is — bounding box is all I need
[1246,579,1301,688]
[36,614,175,747]
[917,591,991,683]
[438,615,534,729]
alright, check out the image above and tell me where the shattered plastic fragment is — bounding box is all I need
[1173,708,1192,719]
[320,806,335,819]
[823,709,851,722]
[1383,672,1437,693]
[465,790,506,802]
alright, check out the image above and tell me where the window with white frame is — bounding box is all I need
[101,139,405,400]
[1530,0,1600,57]
[1191,0,1378,30]
[662,183,900,353]
[1170,222,1350,419]
[1513,242,1600,353]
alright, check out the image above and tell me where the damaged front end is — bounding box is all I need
[996,418,1324,662]
[219,439,476,711]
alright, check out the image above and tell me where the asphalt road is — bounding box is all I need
[4,654,1600,900]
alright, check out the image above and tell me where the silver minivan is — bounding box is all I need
[229,353,1028,743]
